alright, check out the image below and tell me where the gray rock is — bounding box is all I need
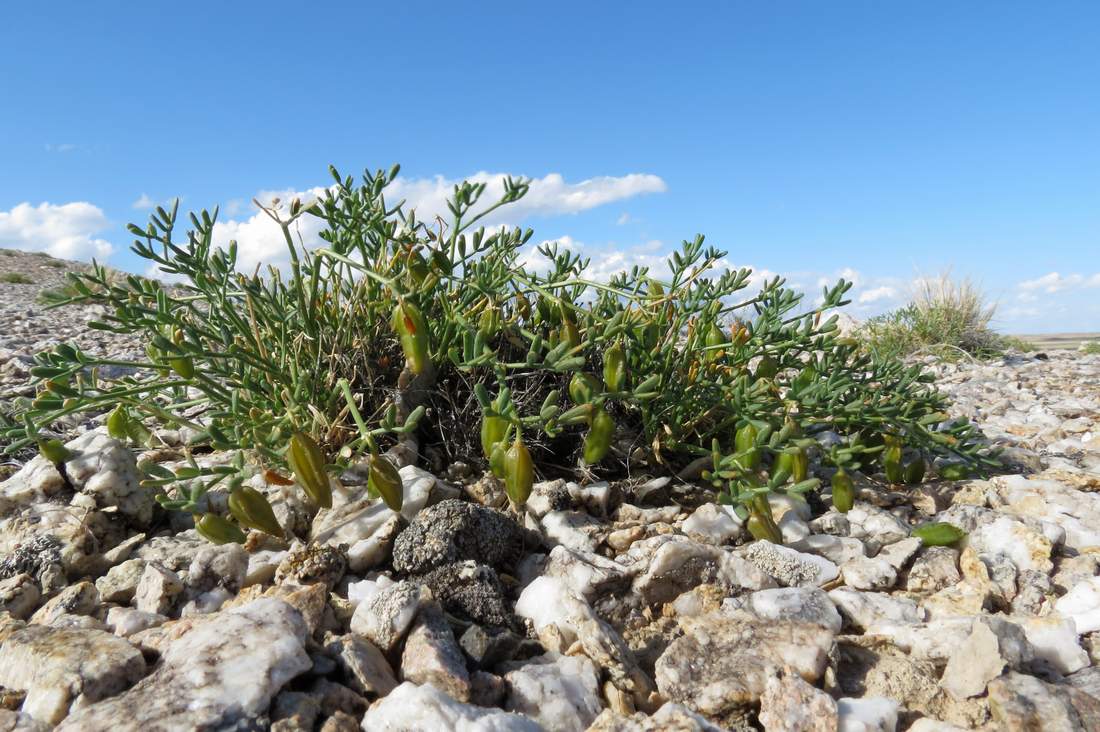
[723,586,843,634]
[104,607,166,637]
[460,625,525,669]
[469,670,507,708]
[56,598,311,731]
[392,499,528,575]
[0,535,65,595]
[586,703,723,731]
[186,542,248,595]
[846,505,911,554]
[311,465,444,572]
[654,617,834,713]
[361,681,543,730]
[740,540,839,587]
[400,603,471,702]
[133,562,183,615]
[421,560,510,626]
[348,579,428,653]
[503,653,602,732]
[62,431,154,527]
[133,531,207,573]
[274,543,347,590]
[325,634,397,698]
[271,689,321,731]
[828,587,924,631]
[758,666,838,732]
[0,573,40,619]
[940,618,1030,700]
[0,623,146,725]
[94,558,146,604]
[630,535,774,605]
[988,672,1100,731]
[29,581,98,626]
[542,545,633,601]
[906,547,961,593]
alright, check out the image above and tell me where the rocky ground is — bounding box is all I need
[1,247,1099,731]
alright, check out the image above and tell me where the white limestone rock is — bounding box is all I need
[362,682,542,731]
[682,503,742,545]
[503,654,602,732]
[837,697,898,732]
[828,587,924,631]
[0,623,146,725]
[740,540,839,587]
[349,579,429,653]
[723,586,843,634]
[840,557,897,591]
[1055,575,1100,634]
[57,598,311,731]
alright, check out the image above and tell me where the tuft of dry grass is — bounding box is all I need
[862,272,1023,359]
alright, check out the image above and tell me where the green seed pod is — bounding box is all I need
[883,444,904,484]
[169,356,195,379]
[939,463,969,481]
[368,454,404,512]
[391,301,430,375]
[489,441,508,479]
[911,521,967,546]
[831,468,855,513]
[735,422,760,470]
[480,415,509,461]
[561,317,581,350]
[904,456,927,485]
[776,447,809,483]
[106,405,129,440]
[228,487,284,538]
[583,407,615,464]
[503,433,534,506]
[195,513,247,545]
[37,438,70,464]
[287,432,333,509]
[747,509,783,544]
[603,341,627,392]
[755,355,778,380]
[568,373,602,405]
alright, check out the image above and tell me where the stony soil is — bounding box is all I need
[1,247,1099,731]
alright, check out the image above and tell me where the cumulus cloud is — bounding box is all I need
[857,285,898,304]
[132,193,155,210]
[202,171,667,272]
[0,201,113,260]
[1017,271,1100,293]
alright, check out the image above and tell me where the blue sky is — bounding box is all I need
[2,2,1098,332]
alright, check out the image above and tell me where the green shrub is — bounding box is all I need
[0,272,34,284]
[862,274,1018,359]
[4,165,996,541]
[1082,341,1100,355]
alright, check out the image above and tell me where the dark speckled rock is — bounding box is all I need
[392,499,528,575]
[421,560,511,627]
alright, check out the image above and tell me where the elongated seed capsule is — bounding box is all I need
[831,468,855,513]
[583,407,615,464]
[568,373,602,405]
[747,509,783,543]
[195,513,247,544]
[287,432,333,509]
[106,405,129,440]
[368,454,404,512]
[489,441,508,479]
[883,444,904,484]
[603,341,626,392]
[391,301,430,374]
[169,356,195,379]
[904,456,926,485]
[228,486,284,538]
[735,422,760,470]
[911,521,966,546]
[37,438,70,464]
[480,415,509,460]
[939,463,969,480]
[503,433,534,506]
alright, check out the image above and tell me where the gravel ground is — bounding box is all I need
[1,247,1099,731]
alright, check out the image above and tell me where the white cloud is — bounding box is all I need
[1017,271,1099,293]
[616,213,631,225]
[205,171,667,272]
[132,193,155,210]
[857,285,898,304]
[0,201,113,260]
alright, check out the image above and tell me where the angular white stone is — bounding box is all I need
[361,681,543,731]
[837,697,898,732]
[504,654,602,732]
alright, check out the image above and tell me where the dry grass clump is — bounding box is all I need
[862,272,1025,359]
